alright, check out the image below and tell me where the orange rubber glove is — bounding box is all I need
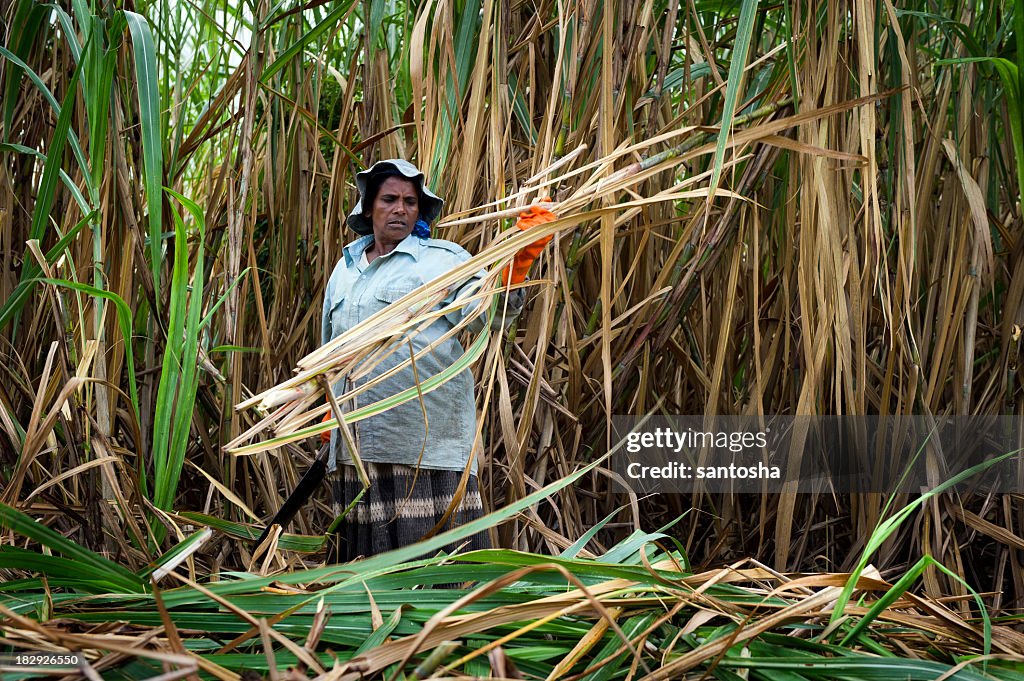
[320,411,332,444]
[502,203,556,286]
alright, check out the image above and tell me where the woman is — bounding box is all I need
[322,158,554,560]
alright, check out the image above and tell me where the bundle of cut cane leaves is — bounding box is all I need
[226,96,877,457]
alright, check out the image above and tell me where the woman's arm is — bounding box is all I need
[441,274,526,335]
[322,260,344,346]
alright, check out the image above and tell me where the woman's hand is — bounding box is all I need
[502,202,556,285]
[321,411,332,444]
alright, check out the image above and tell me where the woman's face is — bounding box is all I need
[367,176,420,245]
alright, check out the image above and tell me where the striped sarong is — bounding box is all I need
[329,462,490,562]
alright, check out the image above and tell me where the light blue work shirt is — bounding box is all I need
[322,234,523,473]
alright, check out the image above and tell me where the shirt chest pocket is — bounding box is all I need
[374,287,414,305]
[367,286,416,327]
[332,272,426,334]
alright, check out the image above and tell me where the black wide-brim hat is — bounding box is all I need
[346,159,444,236]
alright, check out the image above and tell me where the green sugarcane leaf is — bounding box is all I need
[354,605,405,655]
[0,46,93,193]
[2,0,49,135]
[150,208,187,511]
[260,1,356,83]
[177,512,328,552]
[709,0,760,202]
[151,190,207,519]
[1,58,83,335]
[426,0,482,186]
[160,190,206,517]
[33,277,139,417]
[124,11,165,301]
[49,5,83,65]
[208,345,262,354]
[0,546,140,593]
[581,613,657,681]
[200,267,250,329]
[139,527,212,580]
[0,144,91,213]
[600,528,670,564]
[840,554,993,666]
[830,450,1017,627]
[559,506,622,558]
[25,66,79,246]
[0,503,144,591]
[715,655,994,680]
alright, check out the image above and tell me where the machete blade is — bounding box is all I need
[253,443,330,550]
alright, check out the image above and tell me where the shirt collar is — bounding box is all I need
[343,234,423,266]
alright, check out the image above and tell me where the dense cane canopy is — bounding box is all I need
[2,0,1024,678]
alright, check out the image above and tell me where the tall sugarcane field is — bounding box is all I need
[2,0,1024,678]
